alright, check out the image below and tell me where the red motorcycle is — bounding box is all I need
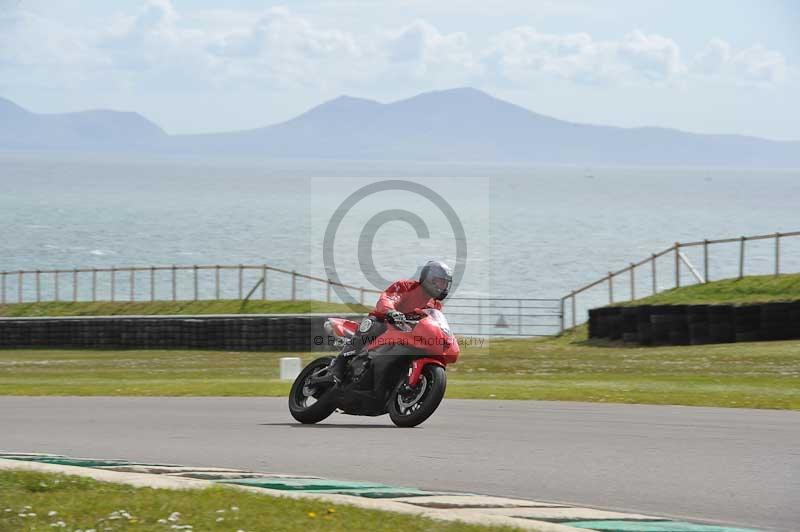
[288,308,459,427]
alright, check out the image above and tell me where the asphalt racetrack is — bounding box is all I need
[2,397,798,531]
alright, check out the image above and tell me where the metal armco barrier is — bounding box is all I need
[446,297,563,337]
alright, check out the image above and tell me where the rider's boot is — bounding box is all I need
[331,344,357,384]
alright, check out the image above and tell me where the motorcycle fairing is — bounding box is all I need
[326,318,358,338]
[365,308,460,363]
[407,357,446,387]
[337,345,417,416]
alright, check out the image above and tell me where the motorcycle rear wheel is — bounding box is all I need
[288,357,337,424]
[388,365,446,428]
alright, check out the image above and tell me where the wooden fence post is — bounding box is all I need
[110,267,115,302]
[238,265,244,299]
[326,280,331,303]
[193,265,199,301]
[92,269,97,302]
[130,269,135,301]
[35,270,41,302]
[171,265,177,301]
[674,243,680,288]
[571,293,577,328]
[739,236,745,279]
[775,232,781,276]
[651,254,657,294]
[558,297,565,334]
[18,271,23,303]
[215,266,220,300]
[703,239,709,283]
[54,270,59,301]
[150,267,155,302]
[629,263,635,301]
[262,265,267,300]
[608,272,614,304]
[1,272,5,304]
[291,271,297,301]
[73,269,78,302]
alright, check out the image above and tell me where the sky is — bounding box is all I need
[1,0,798,140]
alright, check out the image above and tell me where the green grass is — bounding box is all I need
[0,470,516,532]
[1,326,798,409]
[0,299,370,317]
[447,326,800,409]
[616,273,800,306]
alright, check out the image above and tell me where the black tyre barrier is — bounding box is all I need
[761,302,795,341]
[607,307,623,340]
[0,314,364,352]
[650,305,674,346]
[792,302,800,335]
[588,308,599,338]
[588,301,800,346]
[594,307,611,338]
[734,305,761,343]
[668,305,690,345]
[708,305,735,344]
[621,307,639,344]
[687,305,711,345]
[635,306,653,346]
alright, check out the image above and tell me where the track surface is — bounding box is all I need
[2,397,797,531]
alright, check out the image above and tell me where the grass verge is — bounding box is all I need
[614,273,800,306]
[1,326,798,409]
[0,470,515,532]
[0,300,369,317]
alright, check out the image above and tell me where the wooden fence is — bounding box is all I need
[560,230,800,329]
[0,264,564,337]
[0,264,381,305]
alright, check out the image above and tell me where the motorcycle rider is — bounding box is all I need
[331,260,453,384]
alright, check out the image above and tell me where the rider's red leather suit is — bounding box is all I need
[370,279,443,319]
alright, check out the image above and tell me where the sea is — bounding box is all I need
[2,153,799,323]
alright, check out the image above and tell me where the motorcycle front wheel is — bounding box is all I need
[388,365,446,428]
[288,357,337,424]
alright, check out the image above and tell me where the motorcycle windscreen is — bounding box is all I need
[423,308,453,337]
[422,308,460,362]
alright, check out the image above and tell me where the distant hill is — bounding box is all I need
[2,89,799,167]
[0,97,165,151]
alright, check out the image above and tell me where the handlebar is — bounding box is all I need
[389,313,421,331]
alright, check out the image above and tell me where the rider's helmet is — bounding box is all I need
[419,260,453,301]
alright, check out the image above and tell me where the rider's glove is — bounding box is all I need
[386,310,405,325]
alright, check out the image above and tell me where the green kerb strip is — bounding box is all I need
[302,487,448,499]
[565,520,762,532]
[218,477,447,498]
[0,453,174,469]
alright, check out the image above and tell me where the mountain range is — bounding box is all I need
[1,88,798,167]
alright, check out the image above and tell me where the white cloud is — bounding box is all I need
[617,30,685,81]
[0,1,792,96]
[379,20,477,80]
[693,39,787,85]
[0,8,106,83]
[731,44,787,84]
[206,7,363,87]
[484,28,618,84]
[484,28,687,85]
[693,38,731,74]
